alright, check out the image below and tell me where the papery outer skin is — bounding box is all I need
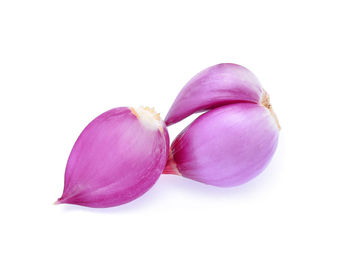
[165,63,263,126]
[166,103,279,187]
[57,107,169,208]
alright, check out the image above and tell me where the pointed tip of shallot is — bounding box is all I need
[162,151,182,176]
[54,197,66,205]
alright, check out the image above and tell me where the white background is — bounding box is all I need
[1,1,349,265]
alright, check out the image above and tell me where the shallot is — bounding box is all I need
[56,107,169,207]
[164,96,279,186]
[165,63,263,126]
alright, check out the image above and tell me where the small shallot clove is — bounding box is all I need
[165,63,263,126]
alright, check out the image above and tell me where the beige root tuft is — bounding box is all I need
[130,106,163,132]
[261,90,281,130]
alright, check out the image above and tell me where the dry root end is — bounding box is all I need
[130,106,163,132]
[261,90,281,130]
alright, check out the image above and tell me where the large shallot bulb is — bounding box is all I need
[164,97,280,186]
[57,107,169,207]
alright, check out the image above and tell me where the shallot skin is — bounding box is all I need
[165,63,263,126]
[57,107,169,207]
[167,103,279,187]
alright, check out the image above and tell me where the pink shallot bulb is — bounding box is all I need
[56,107,169,208]
[164,92,280,187]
